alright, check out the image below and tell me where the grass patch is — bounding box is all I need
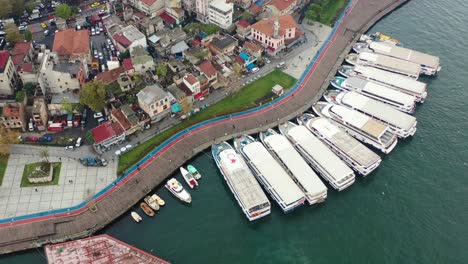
[306,0,349,26]
[118,70,296,174]
[20,162,62,187]
[184,22,220,35]
[0,155,9,186]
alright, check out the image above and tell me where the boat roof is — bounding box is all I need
[219,148,269,210]
[353,66,426,94]
[264,134,327,196]
[308,118,381,167]
[340,91,417,130]
[242,142,305,205]
[370,41,440,69]
[329,104,388,139]
[358,52,421,76]
[287,126,353,181]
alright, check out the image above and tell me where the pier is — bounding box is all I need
[0,0,410,254]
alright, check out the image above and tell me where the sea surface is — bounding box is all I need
[2,0,468,263]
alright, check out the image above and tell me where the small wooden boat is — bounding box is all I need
[187,165,202,180]
[144,196,160,211]
[151,194,165,206]
[140,202,155,217]
[131,211,142,223]
[180,167,198,189]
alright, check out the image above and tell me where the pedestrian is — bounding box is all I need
[59,157,61,161]
[35,188,38,192]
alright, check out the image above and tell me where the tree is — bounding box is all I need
[118,50,130,61]
[39,149,50,164]
[5,24,24,45]
[15,91,26,102]
[0,126,20,155]
[61,98,73,113]
[306,4,322,21]
[23,29,32,41]
[24,82,35,96]
[80,81,107,112]
[55,4,74,20]
[10,0,25,18]
[0,0,12,18]
[155,63,168,78]
[25,1,36,13]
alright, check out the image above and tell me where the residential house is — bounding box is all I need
[208,0,234,30]
[123,58,135,75]
[128,0,165,17]
[0,103,27,131]
[236,20,251,39]
[150,28,187,55]
[265,0,297,16]
[91,121,126,150]
[138,16,164,36]
[197,60,218,86]
[248,3,263,15]
[0,51,20,96]
[183,46,211,65]
[182,73,200,95]
[52,29,91,62]
[166,83,193,113]
[96,67,126,85]
[117,73,135,92]
[161,7,185,26]
[48,93,80,116]
[244,41,263,58]
[250,14,302,55]
[210,35,238,55]
[167,60,187,74]
[113,25,147,53]
[30,97,48,131]
[171,41,189,55]
[136,84,171,121]
[195,0,211,22]
[130,45,155,74]
[12,42,36,84]
[110,105,142,136]
[235,0,252,9]
[182,0,195,14]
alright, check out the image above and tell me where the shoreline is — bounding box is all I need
[0,0,409,255]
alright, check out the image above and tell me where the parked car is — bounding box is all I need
[93,112,103,118]
[97,117,105,124]
[27,136,39,142]
[40,22,47,29]
[38,136,53,142]
[276,61,286,69]
[65,145,74,150]
[75,137,82,147]
[18,25,27,31]
[264,58,271,64]
[251,67,260,73]
[91,2,101,8]
[43,30,49,35]
[91,27,95,35]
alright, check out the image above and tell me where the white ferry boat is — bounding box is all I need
[324,90,417,138]
[331,75,416,114]
[278,121,355,190]
[348,52,421,79]
[297,114,381,176]
[212,142,271,221]
[367,41,440,75]
[260,129,328,205]
[313,102,398,154]
[234,135,306,213]
[165,178,192,204]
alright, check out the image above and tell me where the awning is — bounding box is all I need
[171,103,182,113]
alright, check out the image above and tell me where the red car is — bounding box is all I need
[27,136,39,142]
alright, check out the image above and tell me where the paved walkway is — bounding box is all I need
[0,0,409,254]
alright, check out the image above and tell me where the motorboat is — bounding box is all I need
[131,211,142,223]
[165,178,192,203]
[180,167,199,189]
[151,194,165,206]
[144,196,160,211]
[187,165,202,180]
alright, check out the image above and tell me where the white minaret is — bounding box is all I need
[273,17,279,39]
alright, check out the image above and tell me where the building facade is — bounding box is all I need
[250,14,299,55]
[0,103,27,131]
[208,0,234,30]
[136,84,171,121]
[0,51,20,96]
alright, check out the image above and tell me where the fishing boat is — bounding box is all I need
[151,194,165,206]
[144,196,160,211]
[187,165,202,180]
[140,202,155,217]
[131,211,142,223]
[165,178,192,203]
[180,167,198,189]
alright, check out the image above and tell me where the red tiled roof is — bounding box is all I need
[53,29,90,57]
[12,54,25,65]
[133,12,146,20]
[178,82,193,96]
[92,121,116,144]
[12,42,31,56]
[96,67,125,84]
[251,14,297,38]
[2,104,21,117]
[140,0,156,6]
[160,12,176,24]
[266,0,296,12]
[249,4,263,14]
[123,58,134,71]
[198,61,218,77]
[235,55,244,65]
[244,41,262,52]
[111,109,132,130]
[0,51,9,70]
[113,33,132,48]
[184,74,198,85]
[112,122,125,136]
[237,20,250,28]
[18,62,33,73]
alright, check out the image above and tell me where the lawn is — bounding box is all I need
[118,70,297,174]
[307,0,349,26]
[184,22,220,35]
[0,155,8,186]
[20,162,62,187]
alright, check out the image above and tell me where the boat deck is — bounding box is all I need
[369,41,440,69]
[358,52,421,77]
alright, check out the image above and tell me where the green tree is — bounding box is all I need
[0,0,12,18]
[55,4,73,20]
[306,4,322,21]
[24,82,35,96]
[11,0,25,17]
[39,149,50,164]
[61,98,73,113]
[23,29,32,41]
[118,50,130,61]
[25,1,36,13]
[15,91,26,102]
[0,126,20,155]
[5,24,24,45]
[125,94,136,104]
[155,63,168,78]
[80,81,106,112]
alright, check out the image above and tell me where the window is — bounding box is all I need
[57,78,60,81]
[163,105,168,110]
[151,104,155,109]
[65,82,68,85]
[155,102,159,106]
[164,98,168,102]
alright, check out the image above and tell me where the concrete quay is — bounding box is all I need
[0,0,409,255]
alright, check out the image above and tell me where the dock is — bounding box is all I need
[0,0,411,254]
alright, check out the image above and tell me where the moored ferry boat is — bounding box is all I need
[260,129,328,205]
[353,52,421,79]
[313,102,398,154]
[297,114,381,176]
[324,90,417,138]
[212,141,271,221]
[234,135,306,213]
[278,121,355,190]
[165,178,192,204]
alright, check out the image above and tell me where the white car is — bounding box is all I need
[18,25,27,31]
[251,67,260,73]
[43,30,49,35]
[65,145,74,150]
[97,117,105,124]
[98,52,103,60]
[106,39,112,45]
[93,49,98,58]
[93,112,103,119]
[91,28,95,35]
[264,58,271,64]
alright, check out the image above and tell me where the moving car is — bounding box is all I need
[91,2,101,8]
[40,22,47,29]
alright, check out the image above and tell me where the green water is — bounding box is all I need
[2,0,468,263]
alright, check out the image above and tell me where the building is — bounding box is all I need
[136,84,171,121]
[117,72,134,92]
[0,103,27,131]
[129,0,165,17]
[138,16,164,36]
[236,20,251,39]
[182,0,195,13]
[113,25,147,53]
[166,83,193,113]
[91,121,126,150]
[52,29,91,62]
[195,0,211,22]
[197,60,218,85]
[130,45,155,74]
[48,93,80,116]
[0,51,20,96]
[96,67,126,85]
[30,97,48,131]
[250,14,301,55]
[210,35,238,55]
[235,0,252,9]
[12,41,35,83]
[149,27,187,55]
[183,46,212,65]
[208,0,234,30]
[110,105,142,136]
[182,73,201,95]
[244,41,263,58]
[265,0,297,16]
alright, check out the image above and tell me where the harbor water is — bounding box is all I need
[1,0,468,262]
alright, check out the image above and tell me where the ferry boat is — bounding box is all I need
[180,167,198,189]
[187,165,202,180]
[352,42,370,53]
[297,114,381,176]
[234,135,306,213]
[324,90,417,138]
[140,202,155,217]
[360,32,400,46]
[151,194,165,206]
[144,195,160,211]
[260,129,328,205]
[131,211,142,223]
[351,65,428,102]
[278,121,355,190]
[212,142,270,221]
[331,75,416,113]
[313,102,398,154]
[367,41,440,75]
[165,178,192,204]
[352,52,421,79]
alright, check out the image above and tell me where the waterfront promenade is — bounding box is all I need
[0,0,409,254]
